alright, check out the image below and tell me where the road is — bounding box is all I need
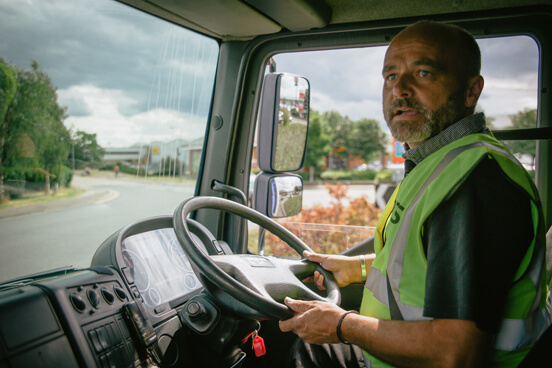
[0,175,196,282]
[301,184,375,207]
[0,175,376,282]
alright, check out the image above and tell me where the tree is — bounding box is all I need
[0,59,71,194]
[325,110,351,158]
[303,110,331,182]
[72,130,105,169]
[504,108,537,169]
[348,118,388,163]
[0,60,18,200]
[315,110,388,171]
[299,109,390,176]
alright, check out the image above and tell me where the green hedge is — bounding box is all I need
[3,165,74,188]
[297,171,310,181]
[296,169,397,182]
[320,169,378,181]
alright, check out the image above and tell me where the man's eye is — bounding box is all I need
[420,70,431,77]
[386,74,396,81]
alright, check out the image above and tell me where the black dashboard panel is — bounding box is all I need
[0,269,135,368]
[0,285,77,367]
[1,216,214,367]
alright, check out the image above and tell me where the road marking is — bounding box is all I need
[95,189,120,204]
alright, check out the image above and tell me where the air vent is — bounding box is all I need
[113,285,128,301]
[69,292,86,313]
[101,287,115,304]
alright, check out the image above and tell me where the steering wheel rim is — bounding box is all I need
[173,196,341,320]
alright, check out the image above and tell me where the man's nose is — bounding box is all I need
[392,74,413,98]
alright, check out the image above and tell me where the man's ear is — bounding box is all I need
[465,75,484,109]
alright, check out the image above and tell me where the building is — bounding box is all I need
[102,137,205,177]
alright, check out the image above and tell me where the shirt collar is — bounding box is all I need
[403,112,488,165]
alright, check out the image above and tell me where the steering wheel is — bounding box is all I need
[173,197,341,320]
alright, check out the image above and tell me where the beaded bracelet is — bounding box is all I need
[336,310,358,345]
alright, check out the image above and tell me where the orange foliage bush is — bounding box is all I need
[263,183,381,256]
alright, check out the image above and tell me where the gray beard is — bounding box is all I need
[385,93,466,143]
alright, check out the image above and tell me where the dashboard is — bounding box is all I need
[0,215,242,368]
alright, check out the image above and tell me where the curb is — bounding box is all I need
[0,188,119,220]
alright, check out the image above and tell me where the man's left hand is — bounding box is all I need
[278,297,346,345]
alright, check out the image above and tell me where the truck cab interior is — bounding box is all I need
[1,0,551,367]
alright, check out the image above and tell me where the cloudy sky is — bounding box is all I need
[274,36,539,129]
[0,0,218,147]
[1,0,539,148]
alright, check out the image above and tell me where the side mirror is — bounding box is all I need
[257,73,310,172]
[254,173,303,218]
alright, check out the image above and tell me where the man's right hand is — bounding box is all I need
[302,251,374,290]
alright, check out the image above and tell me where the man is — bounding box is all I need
[279,21,549,367]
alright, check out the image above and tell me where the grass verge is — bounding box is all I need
[0,187,85,210]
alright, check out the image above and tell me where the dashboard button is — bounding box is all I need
[99,354,109,368]
[88,329,103,353]
[187,301,200,316]
[130,286,141,298]
[107,322,121,345]
[117,318,131,339]
[186,301,207,320]
[154,303,167,314]
[96,326,110,350]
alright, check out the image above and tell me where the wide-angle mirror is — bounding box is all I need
[257,73,310,172]
[254,173,303,218]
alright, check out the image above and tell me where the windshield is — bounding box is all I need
[0,0,219,282]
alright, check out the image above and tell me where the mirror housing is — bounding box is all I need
[258,73,310,173]
[254,173,303,218]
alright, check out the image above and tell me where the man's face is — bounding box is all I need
[382,30,467,144]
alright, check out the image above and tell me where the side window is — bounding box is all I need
[249,35,539,256]
[478,36,539,176]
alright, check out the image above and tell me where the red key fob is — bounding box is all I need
[253,335,266,357]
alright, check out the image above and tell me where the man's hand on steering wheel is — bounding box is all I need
[302,251,374,290]
[278,298,347,345]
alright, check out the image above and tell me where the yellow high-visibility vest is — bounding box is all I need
[359,133,549,367]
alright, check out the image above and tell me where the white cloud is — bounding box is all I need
[484,77,537,91]
[59,85,207,147]
[478,76,538,117]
